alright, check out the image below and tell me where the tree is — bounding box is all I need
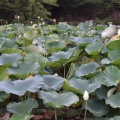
[0,0,57,22]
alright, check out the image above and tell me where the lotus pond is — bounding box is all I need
[0,21,120,120]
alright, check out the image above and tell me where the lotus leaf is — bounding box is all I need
[55,22,71,33]
[7,62,40,78]
[49,47,78,63]
[78,20,93,31]
[38,91,79,108]
[85,41,103,55]
[1,37,18,48]
[75,62,99,77]
[104,65,120,86]
[0,67,9,81]
[95,85,110,100]
[7,98,38,115]
[68,78,102,94]
[9,114,32,120]
[71,37,97,46]
[23,30,37,41]
[0,53,22,67]
[84,98,109,117]
[106,93,120,108]
[42,75,65,91]
[108,116,120,120]
[107,40,120,50]
[0,91,10,102]
[0,75,44,96]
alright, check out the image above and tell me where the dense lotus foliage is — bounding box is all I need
[0,21,120,120]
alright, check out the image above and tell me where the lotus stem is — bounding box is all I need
[55,109,57,120]
[37,44,39,62]
[20,96,27,113]
[64,64,66,78]
[84,101,87,120]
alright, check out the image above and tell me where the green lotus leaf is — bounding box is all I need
[75,62,99,78]
[93,72,106,85]
[84,98,109,117]
[0,39,5,48]
[55,22,71,33]
[108,116,120,120]
[0,75,44,96]
[47,41,65,54]
[102,49,120,65]
[7,98,38,115]
[71,37,97,46]
[108,49,120,65]
[42,75,65,91]
[7,62,40,78]
[0,91,10,102]
[0,53,22,67]
[0,48,23,55]
[85,41,103,55]
[101,58,111,65]
[9,114,32,120]
[95,85,109,100]
[23,45,46,54]
[46,61,62,68]
[0,67,9,81]
[1,37,18,48]
[107,40,120,50]
[78,20,93,31]
[25,53,48,63]
[68,78,102,94]
[5,32,16,39]
[24,53,48,69]
[49,47,77,63]
[38,91,79,109]
[23,29,37,41]
[106,93,120,108]
[104,65,120,86]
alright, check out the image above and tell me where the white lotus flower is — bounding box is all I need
[42,22,45,25]
[32,39,38,45]
[118,29,120,36]
[101,23,116,39]
[83,91,89,101]
[107,87,116,98]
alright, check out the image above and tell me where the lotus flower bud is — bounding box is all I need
[37,16,40,19]
[83,91,89,101]
[53,19,56,23]
[17,16,20,19]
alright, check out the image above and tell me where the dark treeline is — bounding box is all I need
[52,0,120,24]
